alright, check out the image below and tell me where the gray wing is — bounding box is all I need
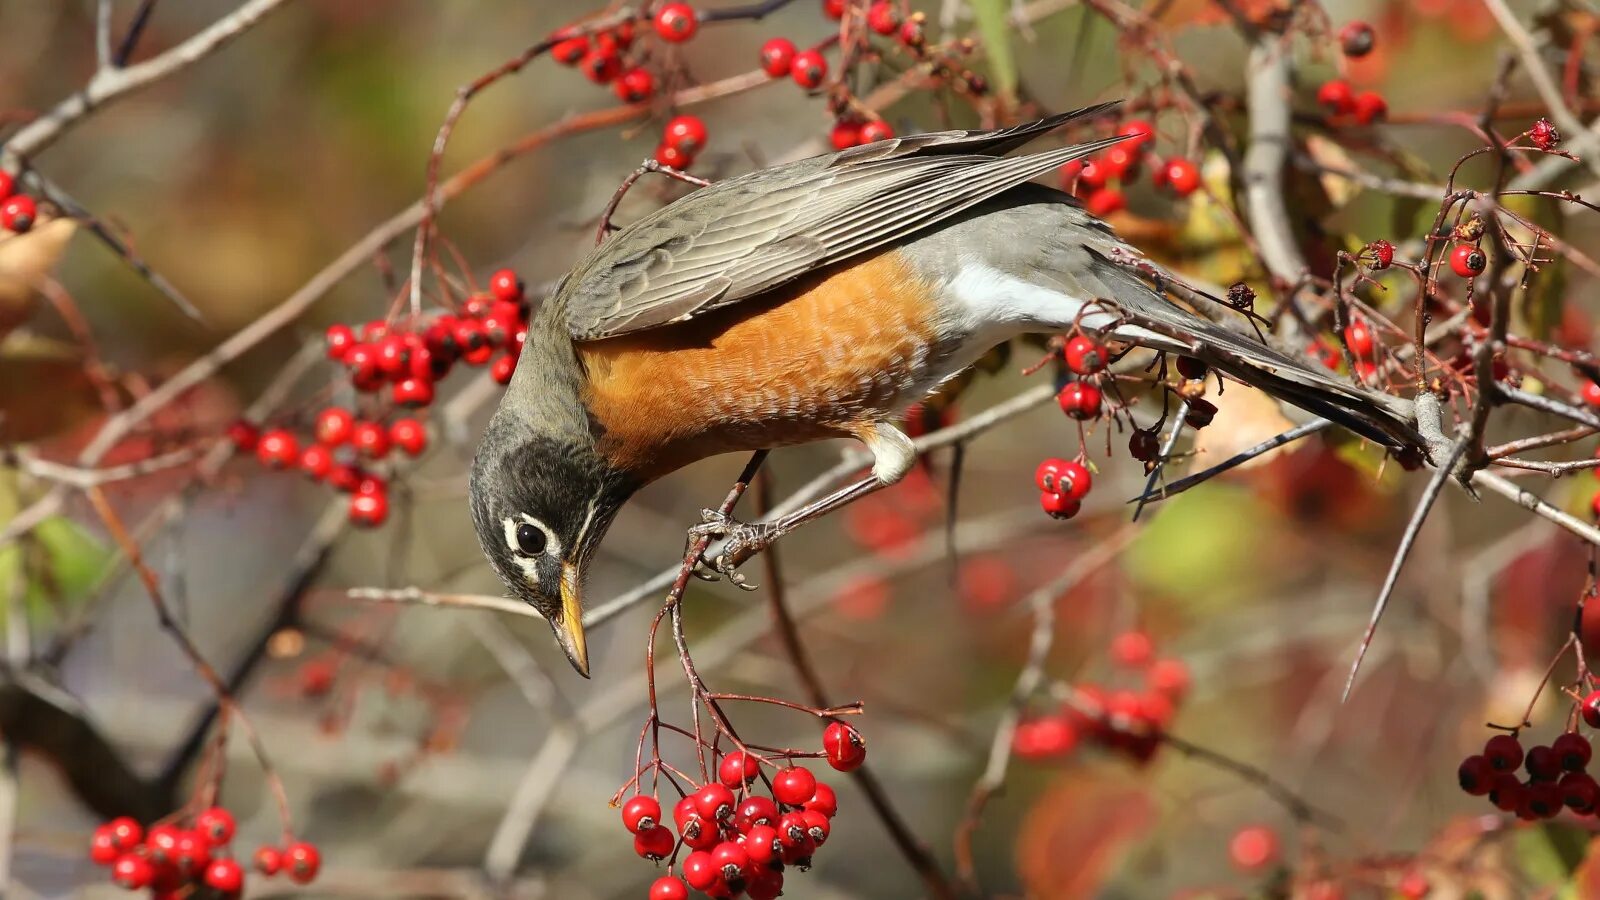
[561,103,1124,341]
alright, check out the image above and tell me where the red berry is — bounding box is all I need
[349,489,389,528]
[1110,631,1154,667]
[343,343,381,390]
[146,824,182,863]
[1344,320,1375,357]
[1584,691,1600,727]
[1554,732,1592,771]
[650,875,690,900]
[0,171,13,201]
[1563,771,1600,811]
[614,67,655,103]
[1397,870,1431,899]
[1366,239,1395,269]
[867,1,900,34]
[622,795,662,834]
[349,421,388,458]
[1039,491,1081,520]
[1450,244,1486,277]
[1316,79,1355,113]
[735,795,779,831]
[324,323,357,360]
[204,858,244,892]
[823,0,845,19]
[1353,90,1388,124]
[1078,158,1109,189]
[112,853,154,889]
[654,142,693,169]
[1055,460,1091,501]
[744,823,782,866]
[1056,381,1102,420]
[1527,744,1562,781]
[552,34,589,65]
[1484,733,1524,771]
[822,721,866,771]
[718,750,760,787]
[1063,334,1107,375]
[1530,118,1561,151]
[89,826,123,865]
[898,16,924,46]
[803,782,837,817]
[314,407,354,446]
[663,115,708,155]
[1458,754,1495,795]
[581,47,622,84]
[654,3,698,41]
[226,419,260,452]
[711,840,752,883]
[790,49,828,89]
[1581,381,1600,408]
[0,194,36,233]
[858,120,894,143]
[1228,825,1279,872]
[1116,118,1154,151]
[375,334,410,378]
[326,464,362,493]
[1489,772,1525,811]
[256,429,299,469]
[1338,21,1375,57]
[284,841,321,884]
[389,418,428,456]
[300,444,333,480]
[392,376,435,408]
[1148,658,1190,698]
[491,354,517,385]
[830,120,861,149]
[489,268,523,303]
[253,845,283,876]
[1163,157,1201,196]
[172,829,212,875]
[1084,187,1125,217]
[1058,159,1084,190]
[682,850,721,890]
[1100,144,1141,180]
[800,808,831,846]
[760,37,797,77]
[694,782,736,821]
[1526,781,1564,818]
[634,824,676,860]
[1035,458,1069,493]
[772,766,817,806]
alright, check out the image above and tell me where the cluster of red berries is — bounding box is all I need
[1013,633,1190,765]
[1059,120,1202,217]
[0,171,37,233]
[632,723,861,899]
[756,34,830,92]
[1314,79,1388,124]
[88,807,320,895]
[1458,716,1600,820]
[227,269,529,527]
[1032,333,1111,520]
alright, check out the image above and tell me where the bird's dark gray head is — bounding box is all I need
[469,410,635,677]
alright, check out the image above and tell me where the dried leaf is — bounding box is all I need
[0,215,77,341]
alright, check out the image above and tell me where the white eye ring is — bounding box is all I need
[503,515,560,560]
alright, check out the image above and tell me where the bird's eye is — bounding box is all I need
[515,522,548,556]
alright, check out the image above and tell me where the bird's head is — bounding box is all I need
[469,412,634,677]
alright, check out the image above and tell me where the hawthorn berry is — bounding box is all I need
[1063,334,1107,375]
[1084,187,1125,217]
[1353,90,1388,124]
[867,1,900,34]
[1101,144,1141,180]
[694,782,736,821]
[227,419,260,452]
[615,67,655,103]
[172,829,213,874]
[1228,825,1279,872]
[858,120,894,143]
[1580,381,1600,408]
[1338,21,1375,57]
[802,782,837,817]
[146,824,182,864]
[90,828,121,865]
[324,323,357,360]
[1315,79,1355,113]
[349,489,390,528]
[1110,631,1154,667]
[1483,734,1525,771]
[204,858,244,892]
[655,143,693,169]
[1164,157,1201,196]
[790,49,828,89]
[488,268,524,304]
[1366,239,1395,269]
[1489,773,1525,811]
[772,766,817,806]
[253,845,283,876]
[759,37,797,76]
[1056,381,1102,420]
[1530,118,1561,151]
[1584,691,1600,727]
[622,795,662,834]
[284,841,321,884]
[1058,159,1084,190]
[0,171,13,200]
[744,824,781,866]
[552,34,589,65]
[1527,744,1562,781]
[106,817,143,850]
[1128,429,1159,462]
[634,824,676,860]
[735,795,779,831]
[682,850,720,891]
[654,3,698,41]
[314,407,355,446]
[800,808,831,846]
[1450,244,1486,277]
[390,418,428,456]
[1117,119,1155,152]
[822,721,866,771]
[650,875,690,900]
[830,120,861,149]
[300,444,334,480]
[1056,460,1092,501]
[492,353,518,385]
[1034,457,1069,492]
[1344,320,1375,357]
[663,115,708,155]
[344,342,381,389]
[1458,754,1494,795]
[718,750,760,787]
[112,853,155,889]
[899,15,925,47]
[711,841,753,884]
[1039,491,1081,520]
[351,421,391,459]
[823,0,845,19]
[1077,158,1109,190]
[0,194,36,233]
[746,867,784,900]
[392,376,435,408]
[1397,870,1431,899]
[327,464,362,493]
[581,48,623,83]
[1526,781,1564,817]
[1554,732,1592,771]
[256,429,299,469]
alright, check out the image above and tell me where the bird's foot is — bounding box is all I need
[686,508,776,591]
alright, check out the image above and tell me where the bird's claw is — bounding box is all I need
[686,508,774,590]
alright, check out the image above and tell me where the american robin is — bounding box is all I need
[469,104,1421,676]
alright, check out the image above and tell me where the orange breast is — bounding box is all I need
[579,248,942,480]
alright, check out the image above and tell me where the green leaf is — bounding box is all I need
[970,0,1017,101]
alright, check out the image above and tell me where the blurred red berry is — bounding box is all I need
[759,37,797,76]
[0,171,13,200]
[1526,744,1562,780]
[324,323,357,360]
[791,49,827,88]
[226,419,260,452]
[614,67,655,103]
[351,421,391,459]
[0,194,36,232]
[654,3,698,41]
[349,489,389,528]
[1147,658,1190,699]
[1458,754,1494,795]
[1084,187,1125,217]
[1353,90,1388,124]
[663,115,708,154]
[112,853,154,889]
[256,429,299,469]
[1529,118,1561,151]
[390,418,427,456]
[859,119,894,143]
[1118,119,1154,152]
[1316,79,1355,113]
[284,841,321,884]
[1110,631,1154,667]
[253,845,283,876]
[1338,21,1375,57]
[1163,157,1201,196]
[489,268,524,303]
[1228,825,1279,872]
[1562,771,1599,812]
[867,1,900,34]
[552,34,588,65]
[300,444,333,480]
[1344,320,1375,357]
[803,782,837,818]
[581,48,622,83]
[1397,870,1431,899]
[823,0,845,18]
[204,858,244,892]
[1554,732,1592,771]
[634,824,676,860]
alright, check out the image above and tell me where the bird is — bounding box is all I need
[469,103,1423,677]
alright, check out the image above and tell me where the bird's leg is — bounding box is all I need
[691,421,916,586]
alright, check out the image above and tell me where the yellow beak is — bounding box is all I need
[555,562,590,678]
